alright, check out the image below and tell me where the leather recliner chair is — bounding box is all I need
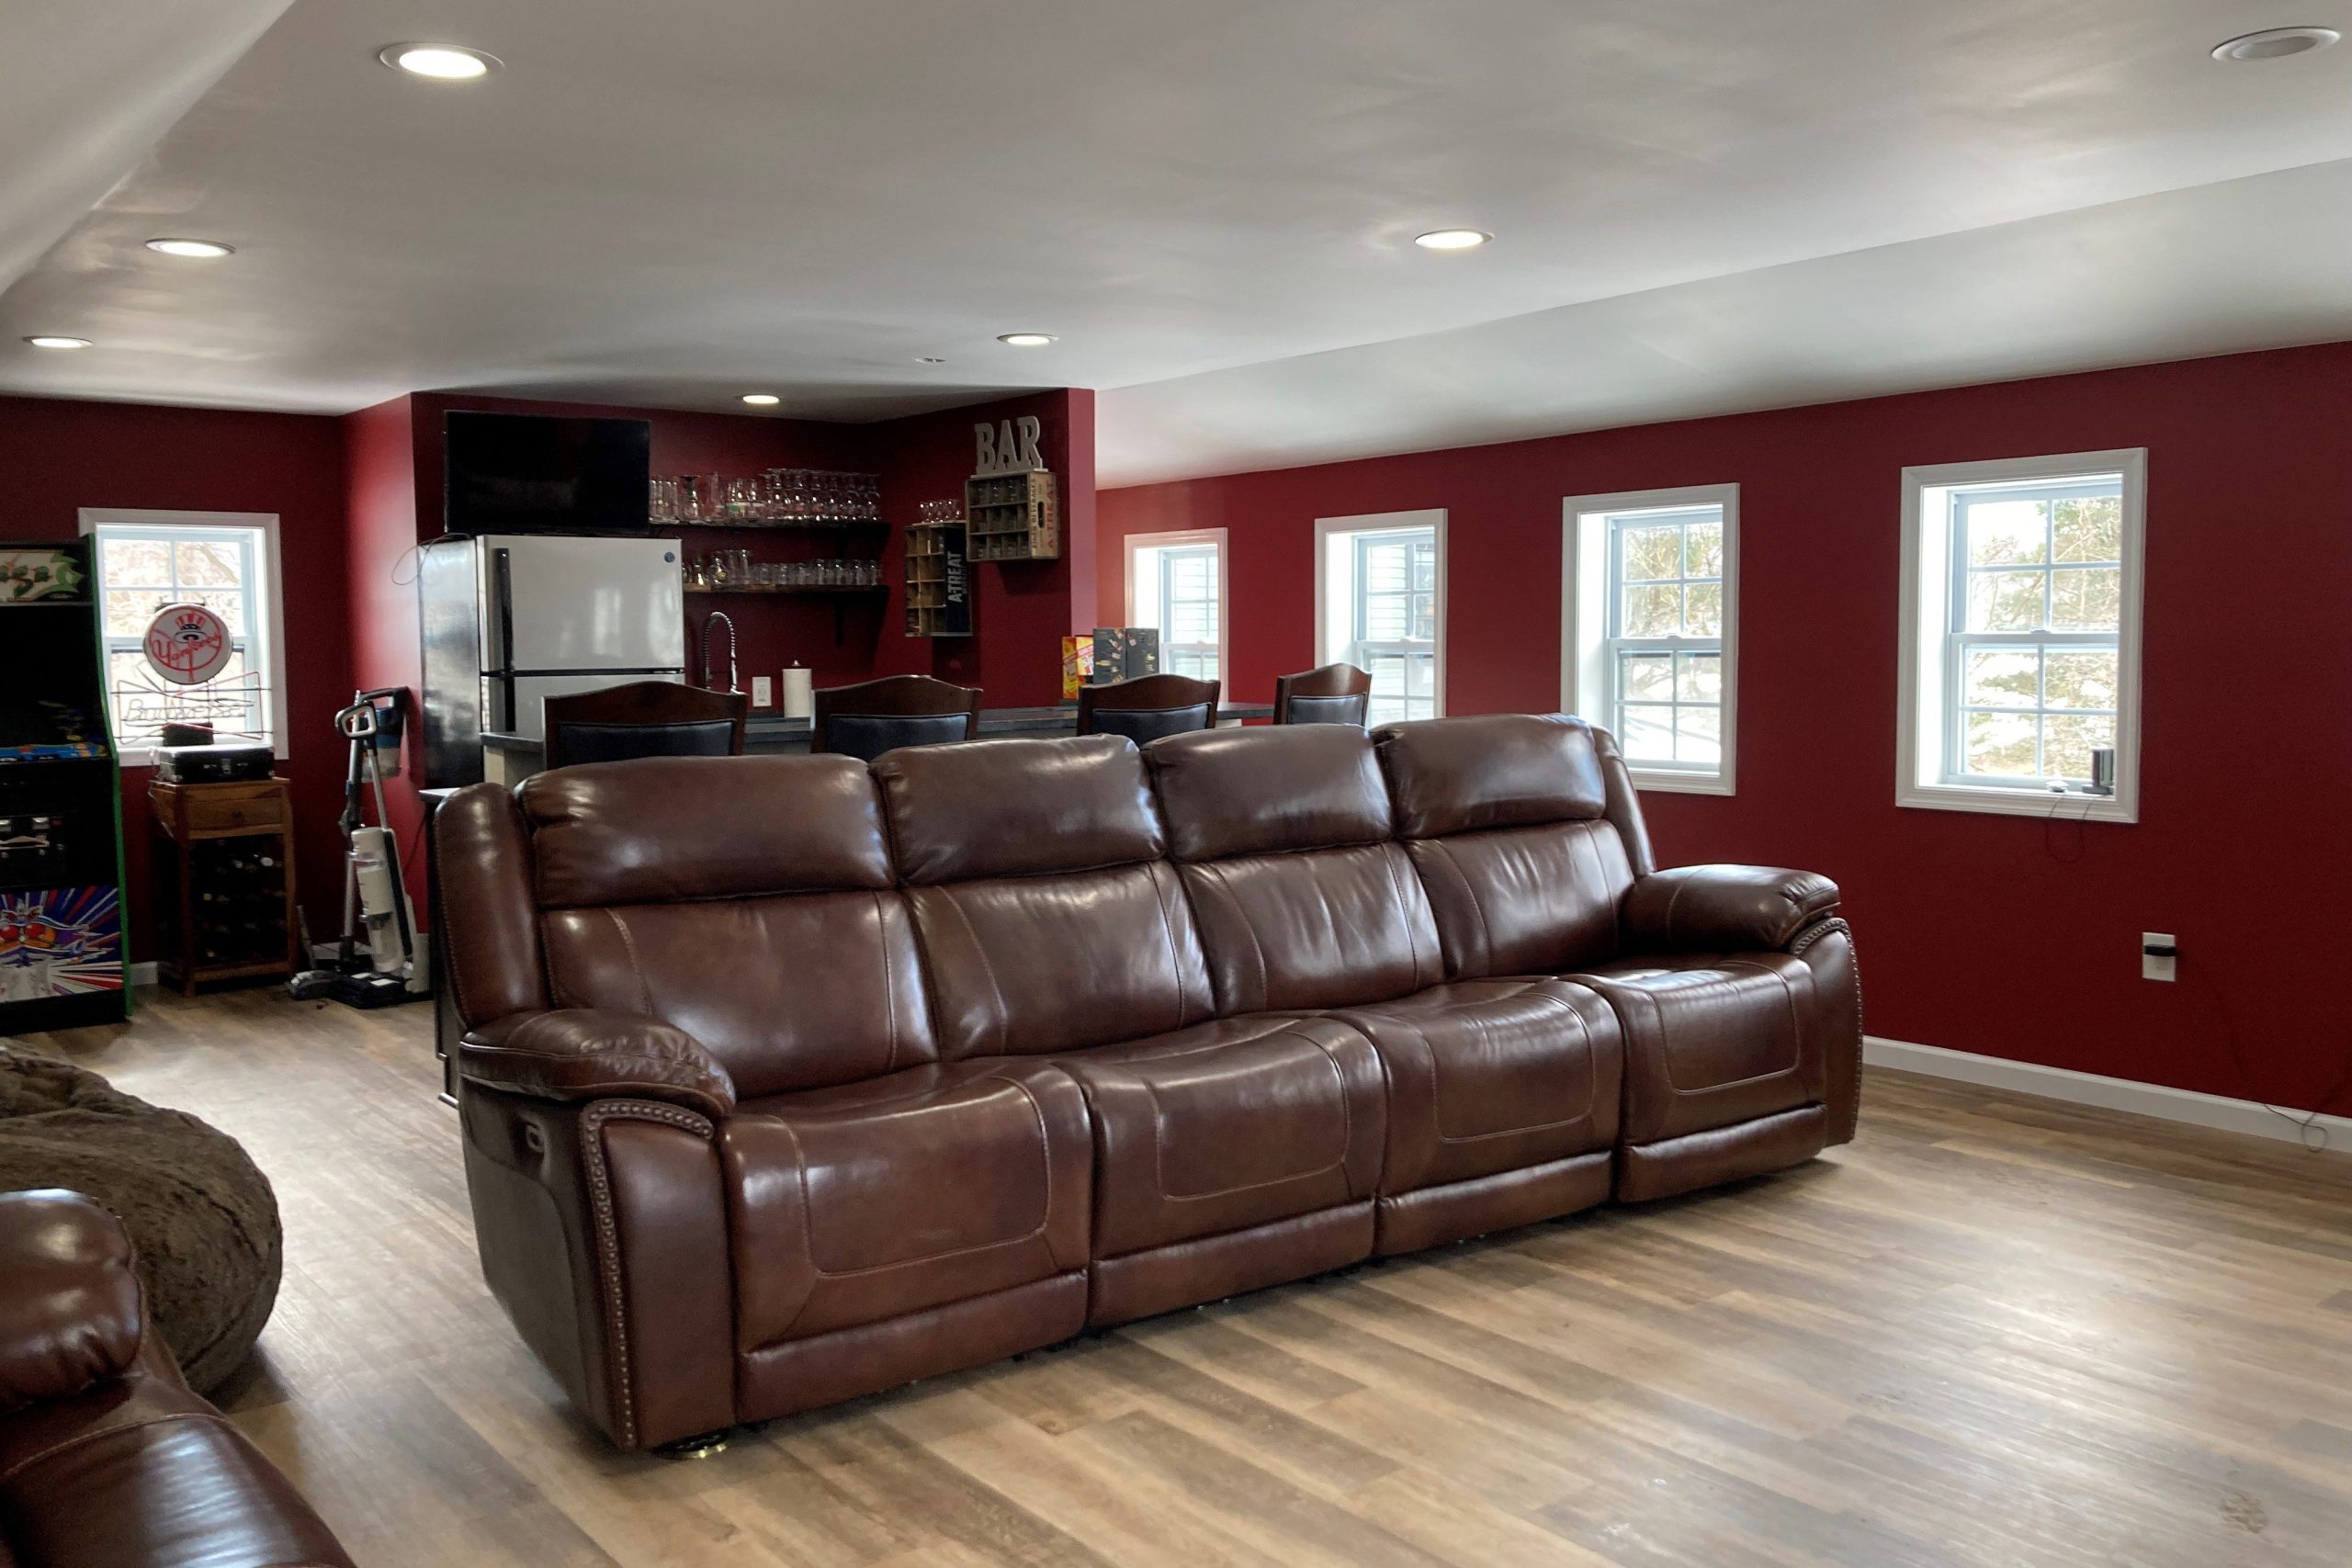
[0,1189,354,1568]
[435,713,1860,1450]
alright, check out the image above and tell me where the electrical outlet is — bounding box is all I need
[751,675,774,709]
[2142,931,2177,983]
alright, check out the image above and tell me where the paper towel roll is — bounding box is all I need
[781,666,814,719]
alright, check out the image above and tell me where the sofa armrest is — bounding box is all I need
[459,1010,736,1120]
[1623,865,1840,952]
[0,1190,144,1416]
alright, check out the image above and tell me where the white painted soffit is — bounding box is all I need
[0,1,295,297]
[1095,159,2352,487]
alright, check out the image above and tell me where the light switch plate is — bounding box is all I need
[751,675,774,709]
[2142,931,2177,983]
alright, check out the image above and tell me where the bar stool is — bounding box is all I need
[1272,663,1372,727]
[542,681,747,768]
[812,674,983,761]
[1075,673,1221,743]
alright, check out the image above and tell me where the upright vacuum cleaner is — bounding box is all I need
[290,689,428,1008]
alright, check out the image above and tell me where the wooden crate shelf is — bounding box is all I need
[903,521,972,637]
[962,470,1059,562]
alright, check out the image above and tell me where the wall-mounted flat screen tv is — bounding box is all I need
[444,411,652,535]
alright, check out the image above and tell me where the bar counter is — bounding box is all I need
[480,702,1273,781]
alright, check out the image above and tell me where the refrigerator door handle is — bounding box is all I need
[492,547,518,726]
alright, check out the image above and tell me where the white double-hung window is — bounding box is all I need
[1897,450,2145,821]
[1125,529,1226,682]
[1562,485,1737,793]
[1316,510,1445,723]
[78,508,288,761]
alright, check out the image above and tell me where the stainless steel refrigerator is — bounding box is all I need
[417,534,685,786]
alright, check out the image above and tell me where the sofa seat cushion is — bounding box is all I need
[1569,953,1831,1145]
[1325,978,1623,1194]
[1055,1016,1385,1258]
[720,1060,1091,1349]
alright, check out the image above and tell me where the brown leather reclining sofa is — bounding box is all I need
[437,714,1860,1450]
[0,1189,354,1568]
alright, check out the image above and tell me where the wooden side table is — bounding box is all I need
[149,779,300,996]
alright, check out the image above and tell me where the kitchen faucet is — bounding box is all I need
[700,610,739,694]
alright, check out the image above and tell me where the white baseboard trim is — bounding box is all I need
[1864,1035,2352,1147]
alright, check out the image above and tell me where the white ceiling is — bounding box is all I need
[2,0,2348,480]
[0,0,291,296]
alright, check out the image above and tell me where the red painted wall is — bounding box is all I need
[871,389,1095,705]
[343,394,430,914]
[0,394,353,960]
[1098,343,2352,1114]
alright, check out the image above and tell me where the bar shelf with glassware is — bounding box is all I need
[685,547,886,592]
[651,470,884,528]
[667,518,888,532]
[685,584,887,595]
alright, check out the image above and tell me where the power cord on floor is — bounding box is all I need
[2180,954,2350,1153]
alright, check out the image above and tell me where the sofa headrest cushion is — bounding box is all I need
[1374,714,1610,838]
[876,735,1164,885]
[1146,726,1392,862]
[523,754,891,907]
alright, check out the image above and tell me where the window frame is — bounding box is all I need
[1896,450,2145,823]
[1561,483,1739,795]
[1314,509,1447,724]
[77,507,288,765]
[1123,527,1227,683]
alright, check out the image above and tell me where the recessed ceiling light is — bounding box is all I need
[917,355,946,364]
[145,238,234,259]
[378,43,502,80]
[23,336,92,350]
[1414,229,1492,251]
[997,333,1057,347]
[741,393,781,406]
[2211,26,2340,60]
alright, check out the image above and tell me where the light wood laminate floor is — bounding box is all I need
[16,987,2352,1567]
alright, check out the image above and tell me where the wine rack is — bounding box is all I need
[150,779,300,995]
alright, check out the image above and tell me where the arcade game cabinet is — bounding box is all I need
[0,540,130,1031]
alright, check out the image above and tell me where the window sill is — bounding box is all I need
[1629,766,1734,797]
[1897,781,2136,824]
